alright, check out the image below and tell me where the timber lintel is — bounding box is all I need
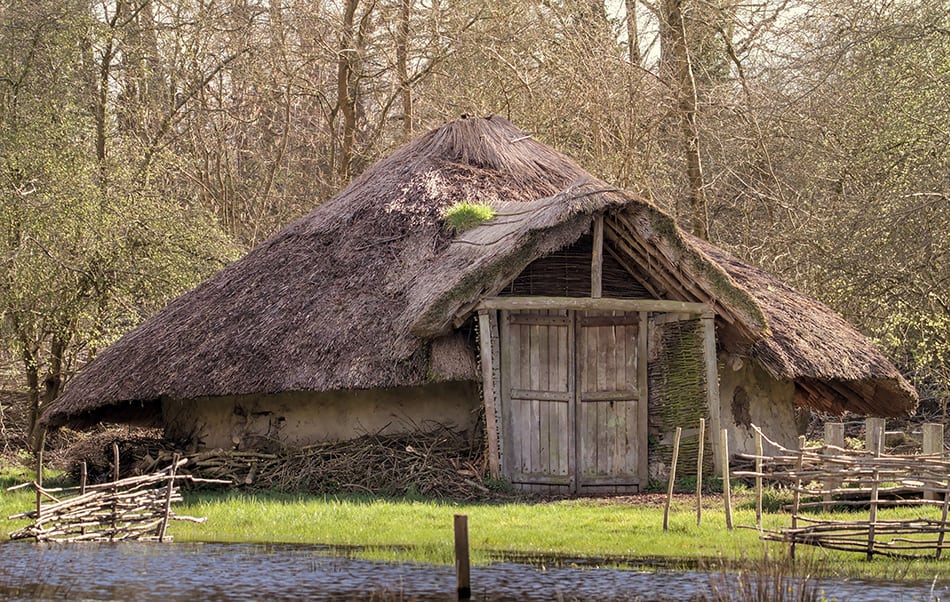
[476,296,712,315]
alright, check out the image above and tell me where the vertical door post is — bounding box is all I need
[702,313,722,472]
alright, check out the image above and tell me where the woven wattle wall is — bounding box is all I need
[647,317,714,483]
[500,235,651,299]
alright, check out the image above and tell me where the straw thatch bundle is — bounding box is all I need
[43,116,916,431]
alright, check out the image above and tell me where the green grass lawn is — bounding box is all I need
[163,489,950,579]
[1,463,52,533]
[170,490,784,564]
[3,469,949,582]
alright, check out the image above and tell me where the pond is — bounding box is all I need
[0,542,945,601]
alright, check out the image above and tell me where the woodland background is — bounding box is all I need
[0,0,947,450]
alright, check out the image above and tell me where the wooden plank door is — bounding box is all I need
[575,311,644,493]
[499,308,645,494]
[500,310,573,493]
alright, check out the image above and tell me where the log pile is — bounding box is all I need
[135,426,492,500]
[735,426,950,559]
[7,457,226,543]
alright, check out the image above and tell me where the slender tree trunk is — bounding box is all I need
[95,41,112,167]
[396,0,412,142]
[17,333,41,450]
[662,0,709,239]
[95,3,124,188]
[336,0,360,183]
[625,0,641,65]
[24,359,40,449]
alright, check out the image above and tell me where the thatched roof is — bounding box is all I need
[43,116,917,428]
[692,237,917,415]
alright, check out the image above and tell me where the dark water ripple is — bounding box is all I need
[0,542,944,601]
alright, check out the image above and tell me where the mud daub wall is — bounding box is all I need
[719,357,799,456]
[162,381,481,451]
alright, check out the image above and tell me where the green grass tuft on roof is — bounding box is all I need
[443,201,496,232]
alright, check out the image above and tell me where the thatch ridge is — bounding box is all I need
[43,115,917,427]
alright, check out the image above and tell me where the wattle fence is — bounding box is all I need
[735,421,950,559]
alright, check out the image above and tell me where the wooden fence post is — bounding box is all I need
[823,422,844,510]
[938,482,950,559]
[755,429,763,530]
[158,453,180,542]
[721,429,733,530]
[696,418,705,526]
[664,426,682,531]
[454,514,471,599]
[790,434,805,560]
[111,442,120,541]
[866,417,885,456]
[80,461,88,536]
[867,423,883,561]
[923,423,944,502]
[34,447,43,522]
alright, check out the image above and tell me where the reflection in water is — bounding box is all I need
[0,542,944,601]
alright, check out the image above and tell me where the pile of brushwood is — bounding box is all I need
[66,426,494,500]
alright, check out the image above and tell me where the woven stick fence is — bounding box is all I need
[734,425,950,559]
[7,456,228,543]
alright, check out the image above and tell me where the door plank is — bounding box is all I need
[596,324,608,394]
[529,324,541,391]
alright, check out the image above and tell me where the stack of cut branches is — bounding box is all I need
[137,426,491,500]
[8,458,224,542]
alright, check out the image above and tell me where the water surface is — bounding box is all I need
[0,542,944,601]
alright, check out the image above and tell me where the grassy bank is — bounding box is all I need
[168,489,950,579]
[3,472,948,582]
[171,490,784,564]
[1,464,56,530]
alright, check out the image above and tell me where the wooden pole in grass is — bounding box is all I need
[664,426,682,531]
[938,481,950,559]
[868,424,883,561]
[696,418,705,526]
[80,461,88,536]
[111,442,120,541]
[721,429,733,530]
[34,447,43,521]
[454,514,471,599]
[158,453,180,542]
[755,429,763,530]
[791,435,805,560]
[923,423,943,502]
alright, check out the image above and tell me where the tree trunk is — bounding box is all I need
[625,0,641,65]
[18,336,41,451]
[396,0,412,142]
[661,0,709,239]
[336,0,360,183]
